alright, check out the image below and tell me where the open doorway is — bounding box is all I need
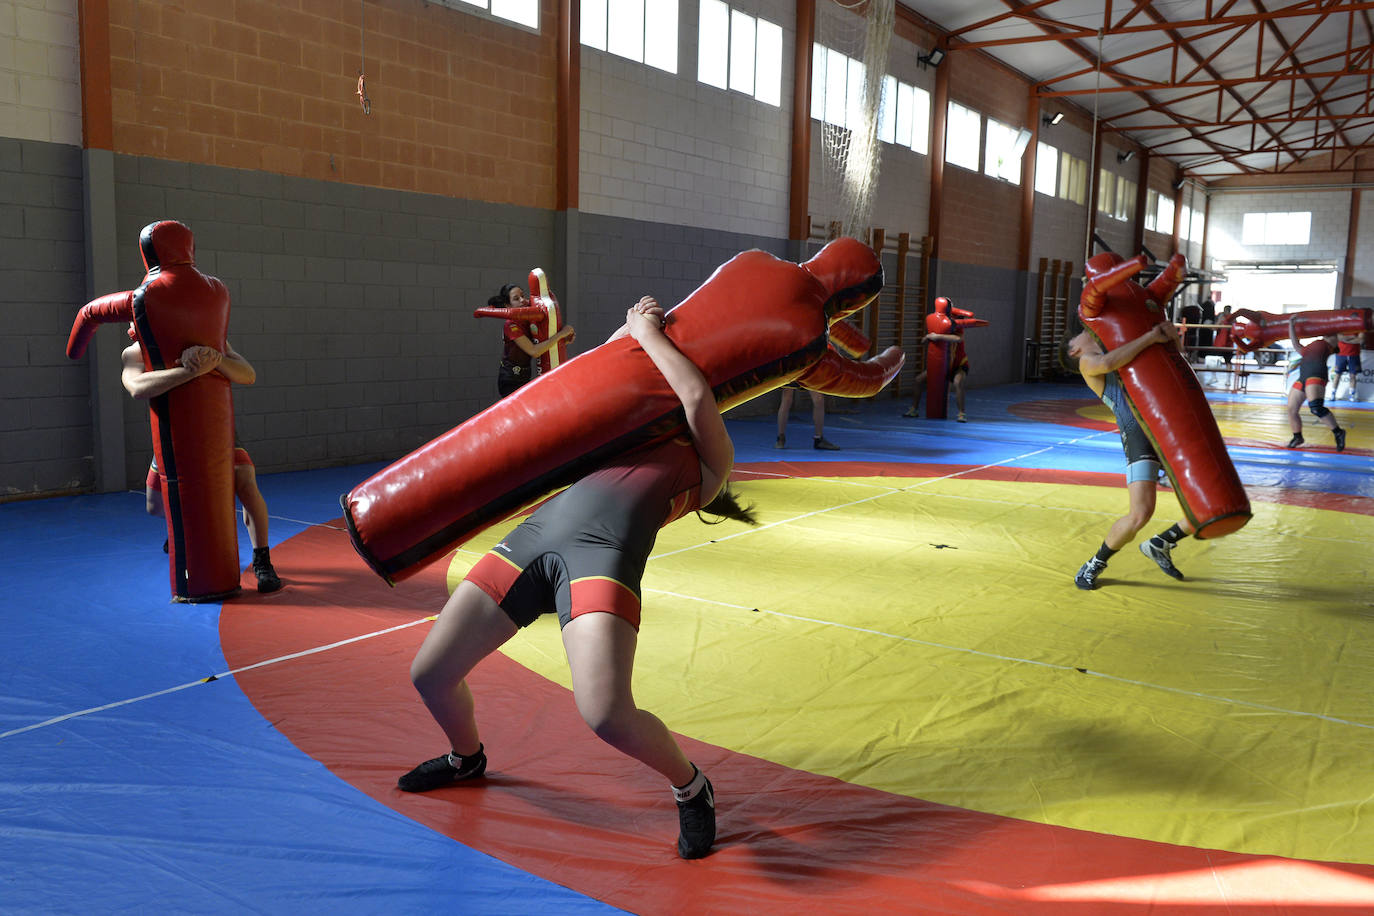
[1207,262,1340,395]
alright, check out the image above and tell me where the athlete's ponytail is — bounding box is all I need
[697,487,759,526]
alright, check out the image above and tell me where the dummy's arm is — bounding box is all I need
[1288,318,1302,353]
[627,297,733,502]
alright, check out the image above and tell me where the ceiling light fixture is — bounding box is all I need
[1117,150,1135,163]
[1042,112,1064,126]
[918,47,945,69]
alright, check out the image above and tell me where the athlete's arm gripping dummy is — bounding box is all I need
[342,237,904,585]
[626,298,733,503]
[1078,251,1250,539]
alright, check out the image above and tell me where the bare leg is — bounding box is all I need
[776,388,794,438]
[146,479,163,517]
[410,581,519,757]
[1286,387,1305,435]
[1104,479,1158,551]
[810,391,825,437]
[952,371,967,416]
[905,371,927,416]
[775,388,793,446]
[233,463,270,549]
[561,612,695,786]
[1305,382,1338,431]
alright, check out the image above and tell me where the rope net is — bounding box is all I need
[815,0,894,242]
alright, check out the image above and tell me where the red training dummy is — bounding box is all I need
[67,220,240,601]
[345,237,904,584]
[924,297,987,419]
[472,268,569,375]
[1228,307,1373,353]
[1079,252,1250,539]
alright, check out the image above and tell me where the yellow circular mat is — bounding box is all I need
[448,470,1374,865]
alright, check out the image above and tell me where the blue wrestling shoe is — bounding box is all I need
[1140,538,1184,580]
[1074,557,1106,590]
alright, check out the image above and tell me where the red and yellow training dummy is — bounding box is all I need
[66,220,241,602]
[1079,252,1250,539]
[344,237,904,584]
[473,267,571,376]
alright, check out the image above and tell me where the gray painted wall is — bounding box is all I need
[929,258,1027,388]
[7,144,1040,501]
[105,156,558,490]
[0,137,89,499]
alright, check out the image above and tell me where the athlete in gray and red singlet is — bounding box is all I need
[1285,318,1346,451]
[398,296,756,861]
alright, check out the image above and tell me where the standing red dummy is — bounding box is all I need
[1078,252,1250,539]
[67,220,240,602]
[915,297,987,420]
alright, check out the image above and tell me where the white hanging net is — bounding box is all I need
[815,0,894,242]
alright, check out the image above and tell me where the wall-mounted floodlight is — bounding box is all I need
[918,47,945,69]
[1117,150,1135,163]
[1042,112,1064,126]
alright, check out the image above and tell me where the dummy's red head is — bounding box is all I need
[934,296,951,315]
[139,220,196,273]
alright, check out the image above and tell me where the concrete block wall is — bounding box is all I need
[579,0,794,240]
[1351,191,1374,300]
[0,136,88,498]
[929,258,1025,387]
[1206,188,1353,267]
[0,0,81,146]
[807,3,933,238]
[106,154,554,488]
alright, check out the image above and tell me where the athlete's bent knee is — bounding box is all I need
[1309,398,1330,418]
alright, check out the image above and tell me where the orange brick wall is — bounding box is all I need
[105,0,558,208]
[940,50,1030,270]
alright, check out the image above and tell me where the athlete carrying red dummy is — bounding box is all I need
[1059,252,1250,590]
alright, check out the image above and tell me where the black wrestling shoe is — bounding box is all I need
[1286,433,1304,449]
[1334,427,1346,452]
[813,436,841,451]
[398,746,487,792]
[774,434,786,449]
[1074,557,1106,590]
[251,547,283,593]
[1140,538,1184,580]
[676,775,716,859]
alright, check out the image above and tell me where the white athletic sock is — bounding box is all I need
[672,765,707,802]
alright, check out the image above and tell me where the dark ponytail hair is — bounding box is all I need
[697,487,759,527]
[488,283,517,308]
